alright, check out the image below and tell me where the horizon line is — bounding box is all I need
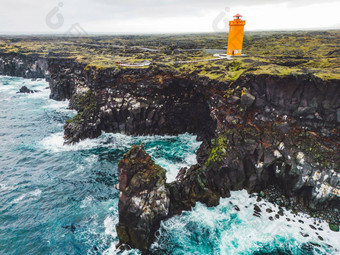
[0,28,339,37]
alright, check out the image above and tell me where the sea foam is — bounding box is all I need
[151,190,340,254]
[12,189,42,204]
[40,131,200,182]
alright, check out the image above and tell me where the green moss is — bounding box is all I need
[1,30,339,80]
[228,61,243,72]
[329,223,339,232]
[206,134,229,166]
[153,165,167,180]
[66,90,98,125]
[250,64,302,77]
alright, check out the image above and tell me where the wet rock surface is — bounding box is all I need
[116,144,169,252]
[257,185,340,231]
[17,85,40,94]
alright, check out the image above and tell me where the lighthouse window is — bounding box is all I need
[231,27,233,31]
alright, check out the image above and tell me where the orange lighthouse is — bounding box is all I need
[227,14,246,56]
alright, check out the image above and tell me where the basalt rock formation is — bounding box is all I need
[0,52,339,252]
[62,66,217,143]
[17,85,40,94]
[116,144,169,252]
[0,52,48,79]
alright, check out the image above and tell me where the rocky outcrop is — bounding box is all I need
[117,124,339,251]
[48,58,87,101]
[116,144,169,252]
[17,85,40,94]
[186,126,339,210]
[0,53,48,79]
[0,52,84,101]
[0,52,79,101]
[60,67,340,145]
[64,66,217,143]
[109,69,339,252]
[235,74,340,126]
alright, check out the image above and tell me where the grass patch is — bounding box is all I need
[0,30,339,80]
[66,90,98,125]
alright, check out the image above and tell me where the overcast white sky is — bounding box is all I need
[0,0,339,34]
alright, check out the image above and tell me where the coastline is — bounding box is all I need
[1,33,339,252]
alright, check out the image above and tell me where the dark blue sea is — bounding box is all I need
[0,76,339,255]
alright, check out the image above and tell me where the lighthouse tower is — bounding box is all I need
[227,14,246,56]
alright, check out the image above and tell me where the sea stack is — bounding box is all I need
[116,144,170,251]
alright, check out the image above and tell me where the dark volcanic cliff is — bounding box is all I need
[0,52,48,79]
[1,52,339,252]
[63,66,217,143]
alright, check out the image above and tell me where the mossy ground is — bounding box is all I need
[1,30,339,81]
[66,90,98,125]
[206,133,230,166]
[119,144,167,185]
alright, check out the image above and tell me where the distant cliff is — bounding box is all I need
[0,52,48,79]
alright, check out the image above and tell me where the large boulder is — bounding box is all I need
[241,88,255,106]
[17,86,39,94]
[116,144,170,251]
